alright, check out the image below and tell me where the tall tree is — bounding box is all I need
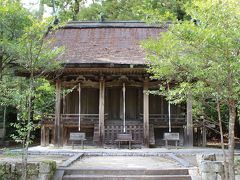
[0,0,32,78]
[11,19,62,179]
[42,0,189,21]
[77,0,189,21]
[0,0,32,141]
[133,0,190,22]
[43,0,86,21]
[143,0,240,179]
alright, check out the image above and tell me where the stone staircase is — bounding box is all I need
[62,168,192,180]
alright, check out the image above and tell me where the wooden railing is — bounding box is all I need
[41,113,185,126]
[63,114,100,125]
[139,114,186,126]
[104,120,143,144]
[41,114,107,125]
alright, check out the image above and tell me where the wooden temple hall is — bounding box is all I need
[41,21,193,148]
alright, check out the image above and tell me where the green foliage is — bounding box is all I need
[34,79,56,117]
[42,0,86,21]
[100,0,141,20]
[133,0,190,23]
[78,3,102,20]
[143,0,239,178]
[0,2,63,179]
[41,0,189,22]
[143,0,240,104]
[0,0,33,106]
[10,121,37,145]
[77,0,189,21]
[2,148,20,157]
[11,18,63,147]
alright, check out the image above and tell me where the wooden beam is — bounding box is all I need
[99,79,105,146]
[143,80,149,147]
[186,93,193,146]
[54,79,62,147]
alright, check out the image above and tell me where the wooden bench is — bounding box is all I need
[163,132,180,148]
[115,133,133,149]
[69,132,86,149]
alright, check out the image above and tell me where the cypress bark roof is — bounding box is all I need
[51,21,167,66]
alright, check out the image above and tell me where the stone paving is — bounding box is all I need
[9,145,240,180]
[10,145,240,180]
[20,145,240,156]
[71,156,180,169]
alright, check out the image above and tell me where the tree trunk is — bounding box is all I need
[38,0,44,20]
[72,0,80,20]
[22,74,34,180]
[234,109,240,138]
[228,100,236,180]
[2,106,6,141]
[217,99,228,180]
[0,53,3,80]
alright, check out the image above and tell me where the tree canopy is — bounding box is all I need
[39,0,189,21]
[143,0,240,179]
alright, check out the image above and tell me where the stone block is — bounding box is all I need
[10,163,16,173]
[28,174,38,180]
[200,161,224,173]
[0,162,6,175]
[39,161,56,174]
[38,161,56,180]
[27,163,39,175]
[197,154,216,165]
[38,174,52,180]
[5,163,11,174]
[201,172,218,180]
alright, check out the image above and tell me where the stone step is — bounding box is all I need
[63,174,192,180]
[63,168,189,176]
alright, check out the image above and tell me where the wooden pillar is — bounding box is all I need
[120,89,123,120]
[143,80,149,147]
[202,119,207,147]
[41,125,46,146]
[186,93,193,146]
[45,128,49,146]
[160,96,164,114]
[137,88,141,117]
[123,83,126,133]
[54,79,62,147]
[99,78,105,146]
[78,83,81,131]
[63,128,68,145]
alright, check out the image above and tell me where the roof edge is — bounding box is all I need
[62,63,147,68]
[63,20,171,29]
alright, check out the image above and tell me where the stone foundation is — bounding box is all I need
[197,153,224,180]
[0,161,56,180]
